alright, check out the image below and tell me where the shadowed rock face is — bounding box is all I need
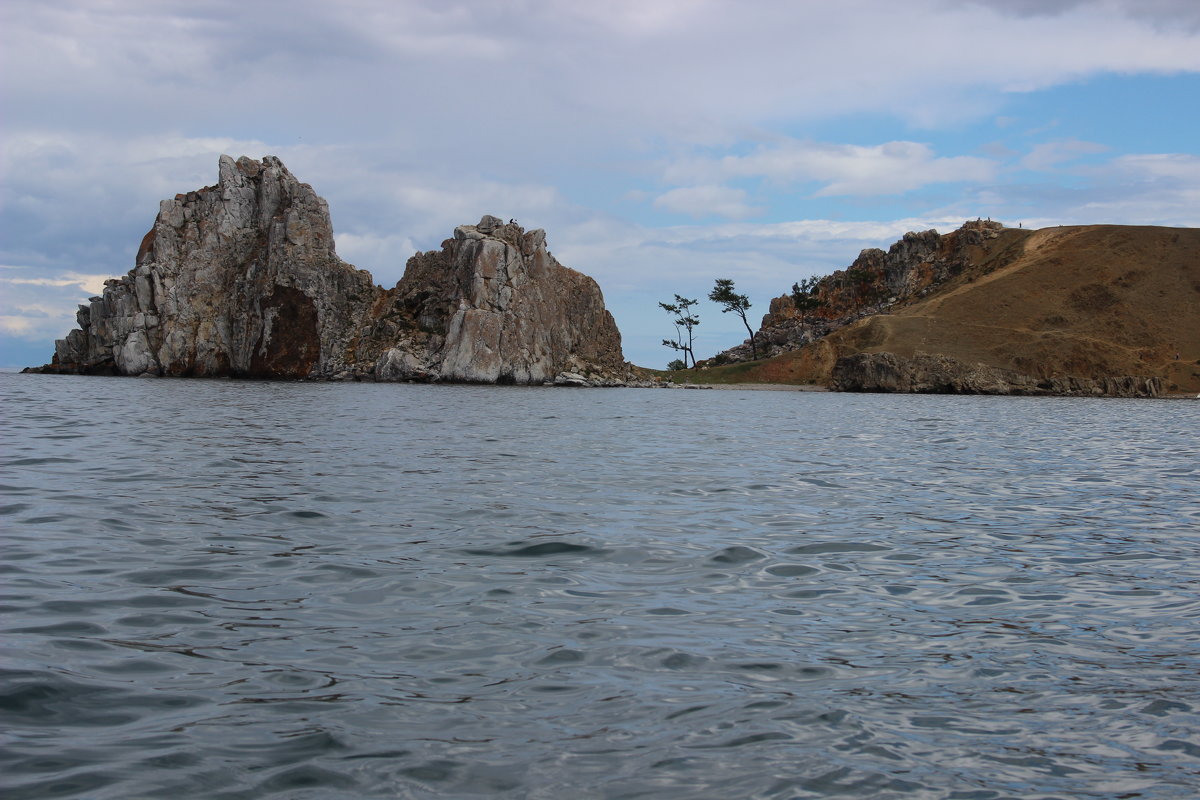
[37,157,628,385]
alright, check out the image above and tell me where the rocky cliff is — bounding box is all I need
[361,215,626,385]
[35,156,631,385]
[717,220,1014,363]
[708,221,1198,395]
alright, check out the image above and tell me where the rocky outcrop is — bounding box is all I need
[714,220,1009,364]
[48,155,380,378]
[360,215,627,385]
[831,352,1162,397]
[35,157,631,385]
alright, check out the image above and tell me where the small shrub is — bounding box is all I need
[791,277,825,311]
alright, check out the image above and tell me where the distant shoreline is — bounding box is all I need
[688,382,829,392]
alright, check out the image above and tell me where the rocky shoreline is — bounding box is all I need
[831,352,1162,398]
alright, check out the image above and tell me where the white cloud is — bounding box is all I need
[0,129,574,287]
[1110,152,1200,181]
[963,150,1200,228]
[0,316,45,336]
[552,212,989,366]
[1070,153,1200,225]
[652,185,760,219]
[554,214,979,304]
[664,140,997,197]
[0,268,113,348]
[387,182,566,237]
[6,1,1199,153]
[0,287,84,342]
[1020,139,1110,171]
[1,273,112,295]
[333,233,418,287]
[965,0,1200,31]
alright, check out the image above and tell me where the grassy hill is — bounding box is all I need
[662,224,1200,393]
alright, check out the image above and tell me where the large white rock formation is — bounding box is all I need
[42,156,629,385]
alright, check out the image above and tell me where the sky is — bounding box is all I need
[2,0,1198,370]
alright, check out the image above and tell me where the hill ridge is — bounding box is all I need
[707,222,1200,394]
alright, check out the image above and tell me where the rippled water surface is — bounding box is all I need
[2,373,1199,799]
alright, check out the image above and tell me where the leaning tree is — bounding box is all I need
[709,278,757,360]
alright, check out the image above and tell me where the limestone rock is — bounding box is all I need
[48,155,379,377]
[36,158,630,386]
[361,216,626,385]
[553,372,590,387]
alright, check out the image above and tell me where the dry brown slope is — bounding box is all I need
[701,224,1200,391]
[826,225,1200,392]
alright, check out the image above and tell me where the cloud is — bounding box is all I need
[0,129,576,287]
[0,268,112,352]
[1110,152,1200,181]
[664,140,997,197]
[1,272,112,295]
[1020,139,1110,171]
[965,151,1200,228]
[652,185,760,219]
[6,1,1200,152]
[553,213,980,305]
[965,0,1200,31]
[0,284,84,342]
[0,316,48,337]
[333,234,418,287]
[963,0,1089,16]
[1072,153,1200,224]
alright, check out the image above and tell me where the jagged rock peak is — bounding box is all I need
[368,213,627,384]
[451,215,548,253]
[47,155,375,379]
[151,155,338,262]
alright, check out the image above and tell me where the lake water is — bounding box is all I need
[2,373,1198,799]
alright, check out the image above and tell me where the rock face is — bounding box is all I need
[716,220,1008,364]
[51,156,380,378]
[362,215,626,385]
[38,157,629,385]
[831,353,1162,397]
